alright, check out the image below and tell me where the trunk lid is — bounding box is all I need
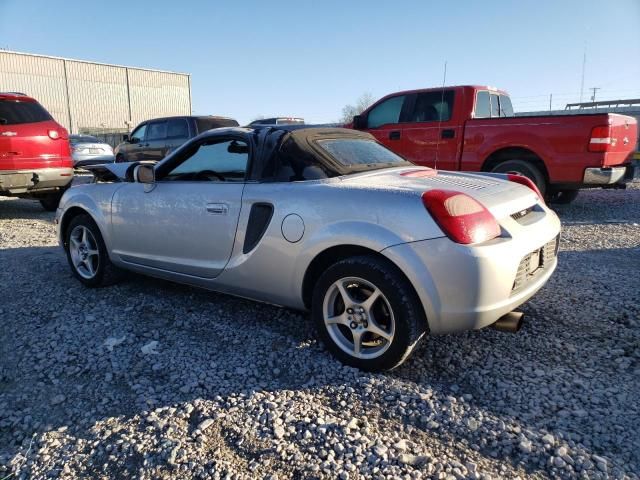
[341,167,540,220]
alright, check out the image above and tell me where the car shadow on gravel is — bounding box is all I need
[0,197,54,221]
[2,245,639,477]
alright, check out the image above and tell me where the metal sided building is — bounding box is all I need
[0,50,191,139]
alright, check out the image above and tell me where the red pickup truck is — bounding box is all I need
[350,85,638,203]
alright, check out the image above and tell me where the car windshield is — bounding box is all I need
[316,138,409,169]
[70,135,100,144]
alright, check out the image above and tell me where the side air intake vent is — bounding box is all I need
[243,203,274,253]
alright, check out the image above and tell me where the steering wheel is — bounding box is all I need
[195,170,225,181]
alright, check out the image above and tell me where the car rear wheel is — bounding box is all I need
[492,159,547,197]
[312,255,427,371]
[548,189,579,204]
[39,191,64,212]
[65,214,122,287]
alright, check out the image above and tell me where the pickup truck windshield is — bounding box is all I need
[317,139,409,168]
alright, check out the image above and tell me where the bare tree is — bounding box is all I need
[340,93,374,124]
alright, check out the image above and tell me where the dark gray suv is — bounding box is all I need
[114,115,238,163]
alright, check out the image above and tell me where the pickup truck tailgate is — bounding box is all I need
[602,114,638,166]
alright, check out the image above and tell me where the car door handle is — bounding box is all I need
[389,130,401,140]
[206,203,229,215]
[441,129,455,139]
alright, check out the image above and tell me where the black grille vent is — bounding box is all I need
[511,206,534,221]
[512,236,559,293]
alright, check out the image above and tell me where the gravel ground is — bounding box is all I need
[0,179,639,480]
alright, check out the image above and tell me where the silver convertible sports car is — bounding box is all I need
[56,126,561,371]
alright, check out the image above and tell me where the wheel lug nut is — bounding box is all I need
[363,321,369,328]
[347,308,354,314]
[350,322,358,329]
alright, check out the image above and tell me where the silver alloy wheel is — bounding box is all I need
[69,225,100,280]
[323,276,395,359]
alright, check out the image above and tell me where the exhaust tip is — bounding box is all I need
[491,311,524,333]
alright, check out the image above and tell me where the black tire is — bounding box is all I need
[39,191,64,212]
[548,189,579,205]
[491,159,547,197]
[116,154,126,163]
[64,214,123,287]
[312,255,427,371]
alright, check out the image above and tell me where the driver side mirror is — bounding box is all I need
[129,136,139,144]
[135,164,155,184]
[353,114,367,129]
[122,134,130,142]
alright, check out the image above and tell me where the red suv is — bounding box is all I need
[0,92,74,211]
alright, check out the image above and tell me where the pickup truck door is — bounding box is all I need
[362,94,413,156]
[399,90,461,170]
[141,120,169,162]
[110,136,249,278]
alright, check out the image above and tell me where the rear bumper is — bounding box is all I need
[73,154,115,167]
[381,208,561,335]
[583,166,629,185]
[0,167,74,195]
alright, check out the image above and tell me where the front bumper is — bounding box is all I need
[583,166,629,185]
[0,167,74,195]
[382,208,561,335]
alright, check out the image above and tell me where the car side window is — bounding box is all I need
[409,90,454,122]
[166,118,189,139]
[146,121,167,141]
[130,124,147,142]
[474,91,491,118]
[499,95,514,117]
[161,139,249,182]
[367,95,406,128]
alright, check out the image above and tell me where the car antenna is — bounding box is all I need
[434,60,447,171]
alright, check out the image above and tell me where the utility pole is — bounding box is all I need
[549,94,553,111]
[589,87,600,103]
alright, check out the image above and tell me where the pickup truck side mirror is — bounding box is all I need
[129,136,139,144]
[122,134,130,142]
[135,164,155,184]
[353,115,367,130]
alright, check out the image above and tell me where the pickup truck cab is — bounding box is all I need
[115,115,239,163]
[350,85,638,203]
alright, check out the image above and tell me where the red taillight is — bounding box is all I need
[507,173,544,202]
[589,124,612,152]
[422,189,501,245]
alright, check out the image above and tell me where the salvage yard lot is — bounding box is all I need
[1,182,639,479]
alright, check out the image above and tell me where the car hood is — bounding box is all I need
[339,166,541,219]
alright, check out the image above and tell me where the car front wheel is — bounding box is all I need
[64,214,122,287]
[312,255,427,371]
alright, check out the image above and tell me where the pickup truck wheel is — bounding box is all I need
[39,191,64,212]
[548,189,579,204]
[492,160,546,197]
[115,154,125,163]
[64,214,123,287]
[312,255,427,372]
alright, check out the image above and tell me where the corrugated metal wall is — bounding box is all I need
[0,51,191,133]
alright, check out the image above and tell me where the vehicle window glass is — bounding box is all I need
[70,135,100,144]
[164,139,248,182]
[267,136,332,182]
[166,118,189,139]
[366,95,406,128]
[130,124,147,142]
[146,121,167,141]
[475,91,491,118]
[410,90,454,122]
[0,100,52,125]
[316,139,407,168]
[195,117,239,133]
[490,94,500,118]
[499,95,514,117]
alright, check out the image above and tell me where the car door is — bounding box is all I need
[363,95,412,156]
[110,134,250,278]
[400,90,461,170]
[127,123,148,161]
[165,118,190,156]
[142,120,168,161]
